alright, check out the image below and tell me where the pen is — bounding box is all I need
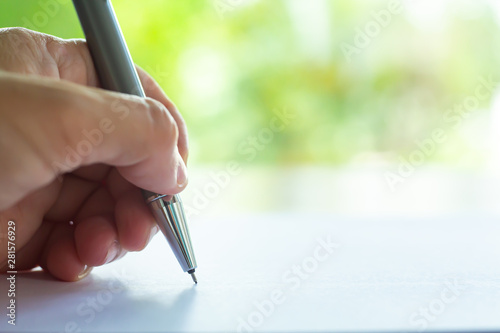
[72,0,198,283]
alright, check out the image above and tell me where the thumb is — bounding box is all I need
[0,72,188,210]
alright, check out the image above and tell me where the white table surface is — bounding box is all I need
[1,212,500,332]
[1,167,500,332]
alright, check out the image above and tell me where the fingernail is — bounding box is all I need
[104,240,120,264]
[176,154,188,187]
[77,265,93,280]
[147,225,160,244]
[114,249,127,262]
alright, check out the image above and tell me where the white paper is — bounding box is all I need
[1,213,500,332]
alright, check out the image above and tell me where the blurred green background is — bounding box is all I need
[2,0,500,168]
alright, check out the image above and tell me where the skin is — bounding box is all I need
[0,28,189,281]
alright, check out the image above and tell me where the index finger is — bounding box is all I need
[135,66,189,163]
[51,37,189,163]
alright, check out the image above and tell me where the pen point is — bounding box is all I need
[190,272,198,284]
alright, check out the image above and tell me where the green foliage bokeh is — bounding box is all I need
[2,0,500,167]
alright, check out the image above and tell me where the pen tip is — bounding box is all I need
[190,272,198,284]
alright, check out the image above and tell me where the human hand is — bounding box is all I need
[0,28,188,281]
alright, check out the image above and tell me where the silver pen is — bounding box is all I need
[72,0,198,283]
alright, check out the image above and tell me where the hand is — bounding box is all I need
[0,28,189,281]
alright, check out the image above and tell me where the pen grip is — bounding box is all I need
[73,0,156,201]
[73,0,145,97]
[73,0,198,278]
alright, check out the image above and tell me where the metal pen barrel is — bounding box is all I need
[72,0,197,282]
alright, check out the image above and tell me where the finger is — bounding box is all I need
[0,179,61,266]
[136,66,189,163]
[39,223,91,282]
[107,168,159,252]
[72,188,126,267]
[0,219,54,272]
[50,39,189,164]
[46,35,100,87]
[0,28,99,87]
[75,186,115,221]
[115,188,159,252]
[0,31,187,164]
[0,72,188,210]
[44,174,100,222]
[71,164,111,182]
[74,215,122,267]
[106,168,137,200]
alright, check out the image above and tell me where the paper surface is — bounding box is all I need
[1,213,500,332]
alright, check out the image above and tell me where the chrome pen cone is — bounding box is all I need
[146,194,198,278]
[73,0,198,283]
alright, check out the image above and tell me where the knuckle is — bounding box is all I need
[138,68,154,91]
[145,98,178,151]
[1,27,31,40]
[53,93,82,148]
[46,88,95,168]
[1,27,42,51]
